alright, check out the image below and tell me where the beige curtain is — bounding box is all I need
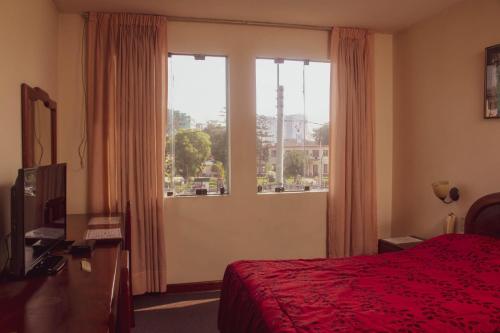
[86,13,168,294]
[327,27,378,258]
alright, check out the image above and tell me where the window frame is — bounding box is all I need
[165,52,231,198]
[255,56,331,195]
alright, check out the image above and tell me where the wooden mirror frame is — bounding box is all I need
[21,83,57,168]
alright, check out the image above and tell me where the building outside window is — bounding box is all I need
[166,54,229,196]
[256,58,330,192]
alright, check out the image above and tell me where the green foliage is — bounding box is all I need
[204,123,227,166]
[164,154,173,180]
[174,129,212,178]
[284,150,306,178]
[313,124,329,145]
[211,161,225,179]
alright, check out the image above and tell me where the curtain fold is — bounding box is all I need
[327,27,378,258]
[86,12,168,294]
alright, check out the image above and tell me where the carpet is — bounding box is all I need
[133,291,220,333]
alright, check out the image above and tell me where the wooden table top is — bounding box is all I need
[0,214,122,333]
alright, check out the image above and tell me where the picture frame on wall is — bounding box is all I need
[485,44,500,118]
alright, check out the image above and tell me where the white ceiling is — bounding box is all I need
[53,0,465,33]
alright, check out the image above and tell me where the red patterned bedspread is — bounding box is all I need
[218,234,500,333]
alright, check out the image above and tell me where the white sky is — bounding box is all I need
[168,55,227,124]
[256,59,330,127]
[167,55,330,126]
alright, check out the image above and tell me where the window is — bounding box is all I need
[166,54,229,196]
[256,58,330,192]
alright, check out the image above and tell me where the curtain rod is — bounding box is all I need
[80,12,332,32]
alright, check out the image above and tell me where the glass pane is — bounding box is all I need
[33,100,52,166]
[256,59,330,193]
[167,55,228,196]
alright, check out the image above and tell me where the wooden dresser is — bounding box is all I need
[0,214,129,333]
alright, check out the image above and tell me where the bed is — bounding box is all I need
[218,193,500,333]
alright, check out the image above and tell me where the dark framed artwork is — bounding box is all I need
[485,45,500,118]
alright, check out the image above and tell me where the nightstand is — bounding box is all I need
[378,236,425,254]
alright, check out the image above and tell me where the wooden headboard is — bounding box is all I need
[465,193,500,238]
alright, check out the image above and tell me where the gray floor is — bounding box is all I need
[133,291,220,333]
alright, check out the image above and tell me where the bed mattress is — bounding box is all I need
[218,234,500,333]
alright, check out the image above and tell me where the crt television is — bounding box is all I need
[10,163,67,277]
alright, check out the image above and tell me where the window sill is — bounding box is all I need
[164,193,230,199]
[257,190,328,195]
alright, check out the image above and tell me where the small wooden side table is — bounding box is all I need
[378,236,425,254]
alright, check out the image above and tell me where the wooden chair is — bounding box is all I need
[117,264,131,333]
[124,201,134,327]
[117,201,134,331]
[43,197,66,226]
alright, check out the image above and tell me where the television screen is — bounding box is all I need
[11,163,67,276]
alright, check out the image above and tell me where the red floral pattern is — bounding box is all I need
[218,234,500,333]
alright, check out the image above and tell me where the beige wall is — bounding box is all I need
[0,0,59,237]
[55,18,393,284]
[164,22,393,283]
[165,23,329,284]
[375,34,394,239]
[57,14,87,214]
[393,0,500,238]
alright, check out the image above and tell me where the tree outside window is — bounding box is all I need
[256,58,330,192]
[166,55,229,196]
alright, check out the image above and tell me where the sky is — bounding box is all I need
[167,55,330,127]
[256,59,330,127]
[168,55,227,124]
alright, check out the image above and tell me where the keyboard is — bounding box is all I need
[28,255,67,276]
[84,228,122,241]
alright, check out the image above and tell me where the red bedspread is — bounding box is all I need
[218,234,500,333]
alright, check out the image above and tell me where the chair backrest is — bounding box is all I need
[124,201,131,252]
[43,196,66,226]
[123,201,135,327]
[117,265,131,333]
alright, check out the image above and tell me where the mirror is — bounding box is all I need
[33,100,53,166]
[21,84,57,168]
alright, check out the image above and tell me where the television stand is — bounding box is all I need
[27,254,67,277]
